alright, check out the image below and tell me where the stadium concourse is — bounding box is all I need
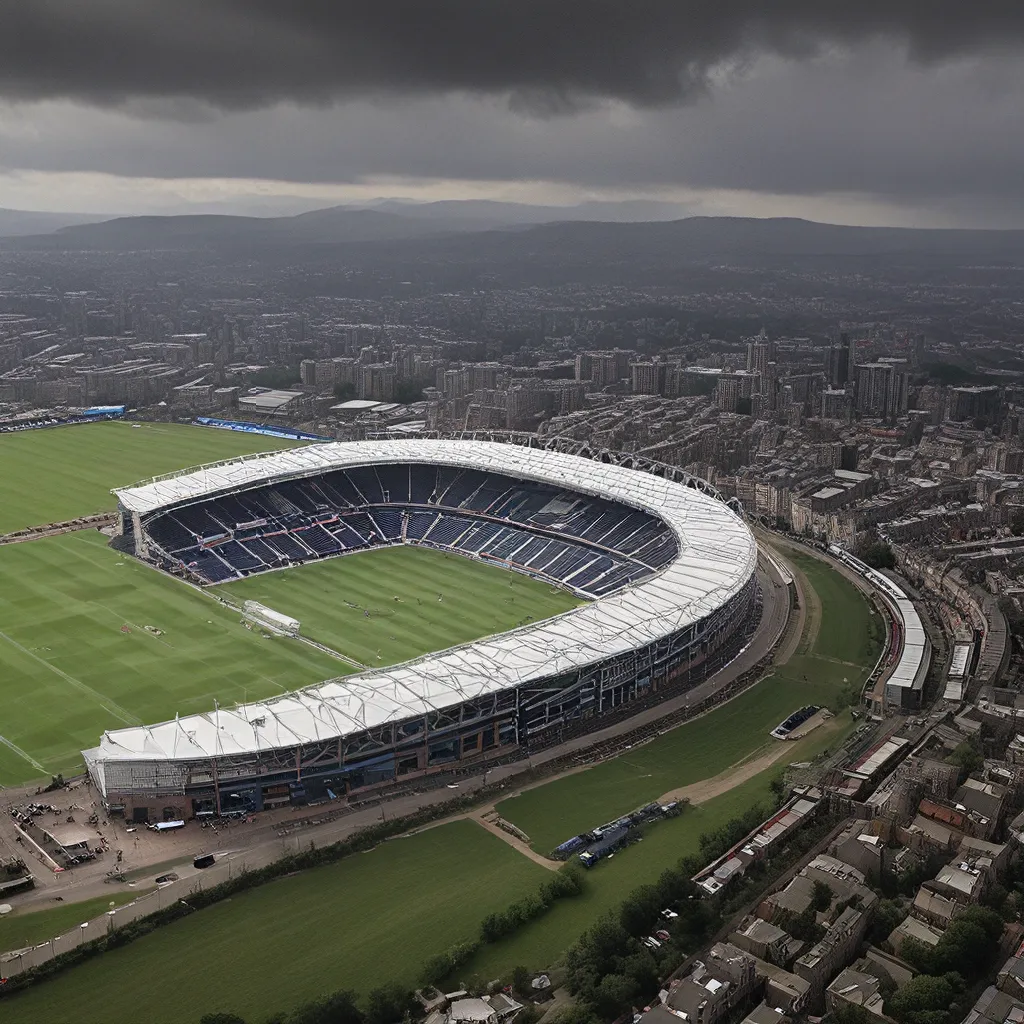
[86,439,761,823]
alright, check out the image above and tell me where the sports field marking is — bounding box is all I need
[0,733,48,774]
[0,627,141,727]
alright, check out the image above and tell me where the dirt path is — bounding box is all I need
[470,812,562,871]
[657,746,789,806]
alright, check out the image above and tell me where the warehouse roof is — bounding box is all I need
[93,440,757,766]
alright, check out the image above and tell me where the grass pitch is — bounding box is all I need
[0,420,299,534]
[0,536,578,785]
[0,531,344,784]
[221,546,584,668]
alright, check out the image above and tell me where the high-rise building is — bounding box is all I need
[441,368,470,399]
[630,360,667,396]
[359,363,396,402]
[855,362,908,419]
[590,350,633,387]
[946,385,1001,424]
[746,329,774,377]
[821,388,853,422]
[824,345,850,389]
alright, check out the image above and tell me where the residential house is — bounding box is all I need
[826,967,887,1017]
[794,907,871,1009]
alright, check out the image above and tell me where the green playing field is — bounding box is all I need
[219,545,583,668]
[0,532,580,785]
[0,420,300,534]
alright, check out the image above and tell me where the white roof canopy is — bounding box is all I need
[96,440,756,763]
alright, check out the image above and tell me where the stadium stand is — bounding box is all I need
[141,462,681,598]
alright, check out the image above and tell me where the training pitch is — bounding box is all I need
[0,420,300,535]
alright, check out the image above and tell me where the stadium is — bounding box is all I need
[84,438,759,822]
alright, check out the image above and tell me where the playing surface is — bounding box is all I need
[0,534,581,785]
[220,545,583,668]
[0,420,300,534]
[0,531,344,783]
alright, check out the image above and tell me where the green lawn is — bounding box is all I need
[0,420,300,533]
[0,531,343,783]
[497,546,883,853]
[0,892,149,951]
[3,821,548,1024]
[220,546,583,667]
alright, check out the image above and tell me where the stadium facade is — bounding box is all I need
[86,439,758,821]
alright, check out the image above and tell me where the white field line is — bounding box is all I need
[0,733,48,773]
[0,628,141,726]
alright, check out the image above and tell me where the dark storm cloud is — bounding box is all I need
[3,1,1024,111]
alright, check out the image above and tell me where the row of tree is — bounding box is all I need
[199,982,416,1024]
[481,868,584,942]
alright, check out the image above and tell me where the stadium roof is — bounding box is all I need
[95,440,756,765]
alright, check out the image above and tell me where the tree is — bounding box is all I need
[946,739,983,780]
[289,990,364,1024]
[619,884,662,936]
[511,966,532,997]
[364,983,417,1024]
[827,1004,873,1024]
[333,381,357,401]
[199,1015,248,1024]
[251,365,300,390]
[856,537,896,569]
[811,880,833,912]
[888,974,961,1024]
[592,973,640,1020]
[867,898,907,946]
[396,379,427,405]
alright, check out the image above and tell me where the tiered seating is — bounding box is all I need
[425,514,473,547]
[299,526,343,556]
[264,533,309,561]
[217,540,265,573]
[453,519,506,552]
[145,514,195,554]
[406,511,439,540]
[345,467,384,504]
[184,548,238,583]
[439,469,490,508]
[374,465,409,504]
[329,521,371,549]
[409,465,439,503]
[367,509,403,541]
[245,538,285,565]
[149,462,678,593]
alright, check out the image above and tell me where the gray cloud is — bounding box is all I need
[2,2,1024,111]
[3,49,1022,207]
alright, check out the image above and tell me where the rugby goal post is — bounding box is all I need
[242,600,300,637]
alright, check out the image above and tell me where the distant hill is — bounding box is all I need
[5,208,1024,264]
[0,208,111,237]
[19,206,460,249]
[366,198,694,227]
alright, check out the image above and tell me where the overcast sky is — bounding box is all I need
[2,2,1024,226]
